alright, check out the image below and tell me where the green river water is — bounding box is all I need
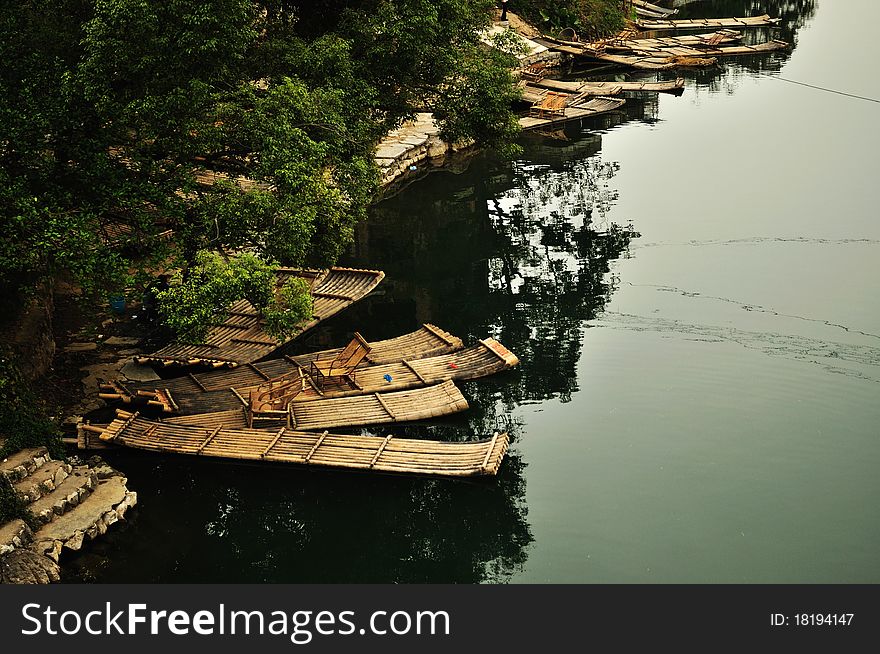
[75,0,880,583]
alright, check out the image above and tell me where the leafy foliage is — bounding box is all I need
[1,0,521,340]
[515,0,625,39]
[0,352,63,461]
[157,252,314,343]
[0,476,34,528]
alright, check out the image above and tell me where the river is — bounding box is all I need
[75,0,880,583]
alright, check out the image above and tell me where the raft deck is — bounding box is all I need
[520,96,625,130]
[632,0,678,20]
[537,36,789,70]
[86,412,508,477]
[635,15,781,31]
[106,338,519,415]
[157,380,471,431]
[136,267,385,368]
[529,78,685,95]
[104,324,463,405]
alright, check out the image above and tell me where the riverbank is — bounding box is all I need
[0,449,136,584]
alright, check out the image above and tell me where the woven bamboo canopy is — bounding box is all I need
[135,267,385,368]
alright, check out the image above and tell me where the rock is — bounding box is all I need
[400,134,429,147]
[118,348,141,356]
[120,361,161,382]
[103,336,142,347]
[0,520,33,555]
[375,142,410,160]
[66,530,85,551]
[64,342,98,353]
[0,549,61,584]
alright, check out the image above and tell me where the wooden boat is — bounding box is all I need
[536,35,789,70]
[103,338,519,415]
[104,324,463,408]
[135,267,385,368]
[610,37,789,60]
[520,96,625,130]
[156,380,471,431]
[529,78,685,96]
[83,410,508,477]
[632,0,678,20]
[612,30,743,50]
[635,15,781,31]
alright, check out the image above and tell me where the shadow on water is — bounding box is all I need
[65,449,531,583]
[70,122,637,583]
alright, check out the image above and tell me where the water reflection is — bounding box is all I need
[343,133,637,413]
[65,449,532,583]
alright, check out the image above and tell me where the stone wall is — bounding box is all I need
[375,113,475,190]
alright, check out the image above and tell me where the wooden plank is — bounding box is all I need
[303,431,329,463]
[369,435,393,468]
[196,426,222,454]
[247,362,270,380]
[188,373,207,392]
[481,433,500,471]
[374,393,396,419]
[261,427,286,457]
[422,323,457,346]
[402,359,428,384]
[229,386,248,406]
[479,338,509,363]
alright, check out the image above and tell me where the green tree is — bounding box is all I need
[1,0,521,338]
[514,0,625,39]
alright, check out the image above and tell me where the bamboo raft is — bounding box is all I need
[103,324,464,409]
[635,15,781,31]
[135,267,385,368]
[537,36,789,70]
[520,96,625,130]
[632,0,678,20]
[104,338,519,415]
[530,78,685,96]
[158,380,471,431]
[609,37,789,61]
[616,30,743,49]
[83,411,508,477]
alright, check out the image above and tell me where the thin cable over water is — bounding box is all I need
[760,73,880,104]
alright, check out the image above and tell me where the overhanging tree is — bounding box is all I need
[1,0,521,341]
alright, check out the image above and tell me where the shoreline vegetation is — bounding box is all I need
[0,0,627,579]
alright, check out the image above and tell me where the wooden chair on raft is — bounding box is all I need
[246,367,309,428]
[309,332,372,391]
[529,91,568,119]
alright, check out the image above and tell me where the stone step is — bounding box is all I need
[0,549,61,584]
[13,460,73,504]
[0,519,34,556]
[30,476,137,562]
[27,467,100,527]
[0,447,51,483]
